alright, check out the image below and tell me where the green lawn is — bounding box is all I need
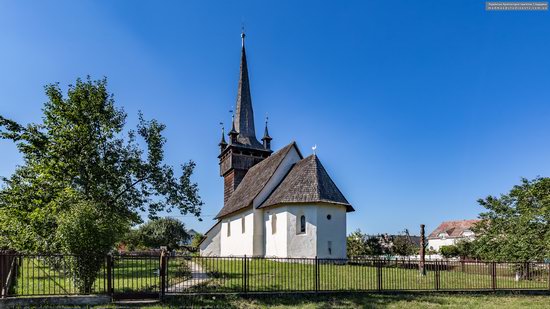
[12,255,189,296]
[107,293,550,308]
[195,258,549,293]
[10,256,549,296]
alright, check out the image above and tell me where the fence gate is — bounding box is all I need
[110,254,162,299]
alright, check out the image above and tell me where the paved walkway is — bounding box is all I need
[166,260,210,293]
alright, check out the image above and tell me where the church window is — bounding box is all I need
[227,221,231,237]
[271,214,277,234]
[298,215,306,234]
[328,241,332,255]
[241,216,245,233]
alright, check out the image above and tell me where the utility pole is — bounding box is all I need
[419,224,426,276]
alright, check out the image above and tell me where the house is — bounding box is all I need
[199,33,354,258]
[427,219,480,252]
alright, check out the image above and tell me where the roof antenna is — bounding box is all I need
[312,144,317,155]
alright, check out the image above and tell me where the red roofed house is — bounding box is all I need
[427,219,480,252]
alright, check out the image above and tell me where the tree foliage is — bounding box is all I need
[136,217,190,250]
[391,229,419,256]
[473,177,550,262]
[347,230,386,256]
[0,77,203,254]
[191,232,205,249]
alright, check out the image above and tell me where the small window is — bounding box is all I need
[241,216,245,234]
[326,214,332,220]
[271,214,277,234]
[227,221,231,237]
[299,215,306,234]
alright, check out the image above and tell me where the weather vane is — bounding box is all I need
[312,144,317,155]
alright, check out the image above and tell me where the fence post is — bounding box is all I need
[434,260,440,291]
[314,256,320,293]
[491,262,497,290]
[159,250,167,300]
[106,254,113,296]
[242,255,248,294]
[547,263,550,291]
[376,260,382,291]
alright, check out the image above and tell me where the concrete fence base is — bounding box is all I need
[0,295,111,309]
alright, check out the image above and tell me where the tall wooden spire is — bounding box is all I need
[218,31,273,204]
[233,31,262,148]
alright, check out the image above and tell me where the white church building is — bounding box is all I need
[200,33,354,259]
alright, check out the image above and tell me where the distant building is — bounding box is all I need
[427,219,480,252]
[199,33,354,258]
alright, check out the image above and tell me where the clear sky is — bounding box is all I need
[1,1,549,236]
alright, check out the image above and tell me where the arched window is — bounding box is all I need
[299,215,306,234]
[241,216,245,234]
[271,214,277,235]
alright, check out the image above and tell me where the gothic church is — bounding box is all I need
[199,33,354,258]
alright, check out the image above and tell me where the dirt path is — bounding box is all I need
[166,260,210,293]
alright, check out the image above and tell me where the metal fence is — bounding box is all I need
[1,253,549,299]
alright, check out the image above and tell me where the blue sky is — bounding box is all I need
[1,1,549,236]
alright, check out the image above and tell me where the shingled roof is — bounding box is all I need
[259,154,354,211]
[215,142,298,219]
[427,219,480,239]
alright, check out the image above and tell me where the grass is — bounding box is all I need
[91,293,550,308]
[12,256,189,296]
[11,256,549,296]
[195,258,549,292]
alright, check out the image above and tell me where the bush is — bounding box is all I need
[440,245,460,258]
[56,201,126,293]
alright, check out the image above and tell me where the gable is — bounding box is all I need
[259,154,353,211]
[215,142,302,219]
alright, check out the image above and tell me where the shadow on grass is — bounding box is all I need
[162,293,449,308]
[159,291,550,308]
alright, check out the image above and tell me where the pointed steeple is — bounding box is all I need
[262,116,272,150]
[228,114,238,144]
[234,31,262,148]
[219,123,227,151]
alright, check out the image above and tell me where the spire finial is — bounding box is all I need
[241,26,246,47]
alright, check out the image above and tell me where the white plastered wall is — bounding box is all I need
[286,205,318,258]
[251,146,302,256]
[315,204,347,258]
[219,208,255,256]
[199,222,221,256]
[264,206,288,257]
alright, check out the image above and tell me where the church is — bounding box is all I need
[199,33,354,258]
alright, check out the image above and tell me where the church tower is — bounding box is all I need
[219,32,273,204]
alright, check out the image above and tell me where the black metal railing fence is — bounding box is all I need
[1,252,549,298]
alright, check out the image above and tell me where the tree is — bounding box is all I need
[56,200,127,293]
[191,232,205,249]
[0,77,203,288]
[347,230,387,257]
[473,177,550,262]
[347,229,370,256]
[439,245,460,258]
[138,217,190,250]
[391,229,418,256]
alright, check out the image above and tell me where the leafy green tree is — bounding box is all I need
[391,229,418,256]
[0,77,203,287]
[190,232,205,249]
[347,230,387,256]
[347,229,370,256]
[473,177,550,262]
[138,217,190,250]
[439,245,460,258]
[56,200,127,293]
